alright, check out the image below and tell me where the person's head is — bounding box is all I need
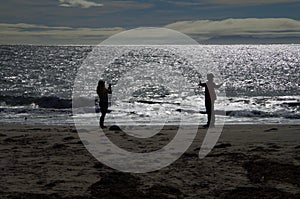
[98,80,105,88]
[207,73,214,81]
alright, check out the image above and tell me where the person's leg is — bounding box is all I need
[211,101,215,127]
[204,99,212,127]
[100,106,108,128]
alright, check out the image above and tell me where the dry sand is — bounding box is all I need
[0,124,299,198]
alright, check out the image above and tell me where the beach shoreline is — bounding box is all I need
[0,124,299,198]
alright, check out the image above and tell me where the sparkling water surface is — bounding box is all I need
[0,44,299,125]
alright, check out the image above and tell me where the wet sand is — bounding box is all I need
[0,124,299,198]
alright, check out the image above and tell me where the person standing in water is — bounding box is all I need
[96,80,112,128]
[199,73,223,128]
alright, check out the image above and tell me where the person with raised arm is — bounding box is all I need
[199,73,223,128]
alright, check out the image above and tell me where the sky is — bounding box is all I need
[0,0,300,44]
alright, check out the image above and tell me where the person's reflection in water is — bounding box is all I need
[96,80,112,128]
[199,73,223,128]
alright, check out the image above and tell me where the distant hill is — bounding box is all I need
[190,35,300,45]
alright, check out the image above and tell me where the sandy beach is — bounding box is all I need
[0,124,299,198]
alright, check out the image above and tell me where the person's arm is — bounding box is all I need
[214,82,223,89]
[107,84,112,94]
[96,87,100,96]
[199,81,206,87]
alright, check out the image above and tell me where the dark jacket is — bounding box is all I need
[199,81,221,101]
[97,86,112,107]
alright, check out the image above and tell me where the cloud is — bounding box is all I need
[1,18,300,45]
[165,18,300,42]
[59,0,103,8]
[58,0,152,9]
[210,0,300,5]
[163,0,300,6]
[0,23,124,45]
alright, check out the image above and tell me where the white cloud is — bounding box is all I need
[57,0,153,10]
[1,18,300,44]
[0,23,124,44]
[59,0,103,8]
[165,18,300,41]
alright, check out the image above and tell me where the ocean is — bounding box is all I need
[0,44,299,125]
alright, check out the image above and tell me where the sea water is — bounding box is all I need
[0,44,299,125]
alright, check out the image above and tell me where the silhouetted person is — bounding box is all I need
[199,73,222,128]
[96,80,112,128]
